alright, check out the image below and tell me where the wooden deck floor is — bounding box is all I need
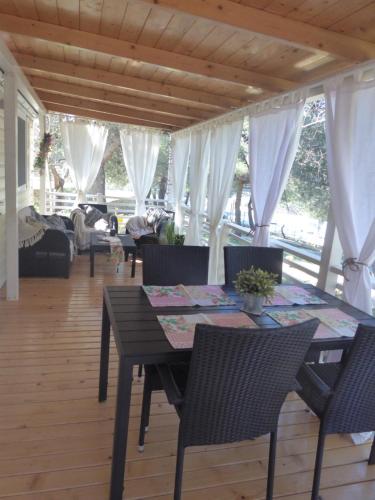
[0,255,374,499]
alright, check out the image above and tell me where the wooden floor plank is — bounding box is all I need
[0,254,372,499]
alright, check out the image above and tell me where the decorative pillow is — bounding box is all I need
[84,207,104,227]
[45,214,66,231]
[94,218,109,231]
[145,207,169,232]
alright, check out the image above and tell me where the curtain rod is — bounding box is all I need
[172,59,375,137]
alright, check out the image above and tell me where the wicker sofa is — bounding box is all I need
[19,214,74,279]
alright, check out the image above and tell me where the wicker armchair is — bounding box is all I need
[296,324,375,500]
[142,244,209,286]
[224,246,284,286]
[139,319,319,500]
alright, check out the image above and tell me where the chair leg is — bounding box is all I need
[369,436,375,465]
[138,364,143,378]
[311,425,326,500]
[138,372,152,452]
[266,429,277,500]
[174,430,185,500]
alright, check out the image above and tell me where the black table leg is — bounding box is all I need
[131,250,136,278]
[90,245,95,277]
[110,356,133,500]
[99,299,110,402]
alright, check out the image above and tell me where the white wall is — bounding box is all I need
[0,108,5,288]
[0,104,34,289]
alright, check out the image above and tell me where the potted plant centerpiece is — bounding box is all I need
[164,221,185,246]
[234,266,277,315]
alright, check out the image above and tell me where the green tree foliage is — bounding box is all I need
[232,118,254,229]
[149,133,171,199]
[45,115,170,197]
[281,97,330,222]
[101,125,127,191]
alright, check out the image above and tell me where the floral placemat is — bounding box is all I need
[158,312,256,349]
[267,308,358,339]
[143,285,235,307]
[267,285,327,306]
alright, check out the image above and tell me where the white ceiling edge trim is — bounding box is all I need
[172,58,375,138]
[0,39,45,114]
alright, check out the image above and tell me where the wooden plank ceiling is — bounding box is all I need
[0,0,374,130]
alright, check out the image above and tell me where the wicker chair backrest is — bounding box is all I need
[324,324,375,434]
[142,245,209,286]
[224,246,283,286]
[180,319,319,447]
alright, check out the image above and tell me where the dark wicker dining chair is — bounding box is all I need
[139,318,319,500]
[224,246,283,286]
[142,244,209,286]
[139,244,209,377]
[296,324,375,500]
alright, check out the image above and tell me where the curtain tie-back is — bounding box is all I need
[255,224,270,228]
[342,257,368,281]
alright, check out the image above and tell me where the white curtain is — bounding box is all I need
[120,127,161,216]
[170,134,190,233]
[249,101,305,246]
[185,129,210,246]
[61,121,108,203]
[207,118,243,284]
[325,75,375,314]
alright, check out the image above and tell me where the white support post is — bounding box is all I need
[39,114,46,213]
[4,72,19,300]
[317,205,342,294]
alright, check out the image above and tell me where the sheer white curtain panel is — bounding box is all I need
[249,101,305,246]
[185,129,210,246]
[61,121,108,203]
[170,134,190,233]
[120,127,161,216]
[207,118,243,284]
[325,75,375,314]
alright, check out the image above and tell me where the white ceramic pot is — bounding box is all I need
[242,294,265,315]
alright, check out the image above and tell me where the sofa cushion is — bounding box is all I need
[85,207,104,227]
[45,214,67,231]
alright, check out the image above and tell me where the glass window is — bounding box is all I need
[17,116,27,188]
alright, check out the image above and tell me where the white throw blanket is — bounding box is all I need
[18,216,47,249]
[71,208,106,251]
[126,215,153,239]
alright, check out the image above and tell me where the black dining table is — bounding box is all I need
[98,284,375,500]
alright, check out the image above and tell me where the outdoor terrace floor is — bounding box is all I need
[0,255,374,499]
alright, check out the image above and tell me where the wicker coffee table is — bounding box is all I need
[89,233,137,278]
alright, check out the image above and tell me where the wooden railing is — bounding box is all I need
[45,190,168,215]
[181,205,345,291]
[45,190,373,306]
[46,191,335,285]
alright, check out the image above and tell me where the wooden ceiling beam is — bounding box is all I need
[28,75,217,121]
[142,0,375,62]
[15,53,243,110]
[38,91,194,128]
[0,13,295,92]
[44,102,175,130]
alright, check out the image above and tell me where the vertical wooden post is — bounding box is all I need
[4,72,19,300]
[39,113,46,213]
[317,205,342,294]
